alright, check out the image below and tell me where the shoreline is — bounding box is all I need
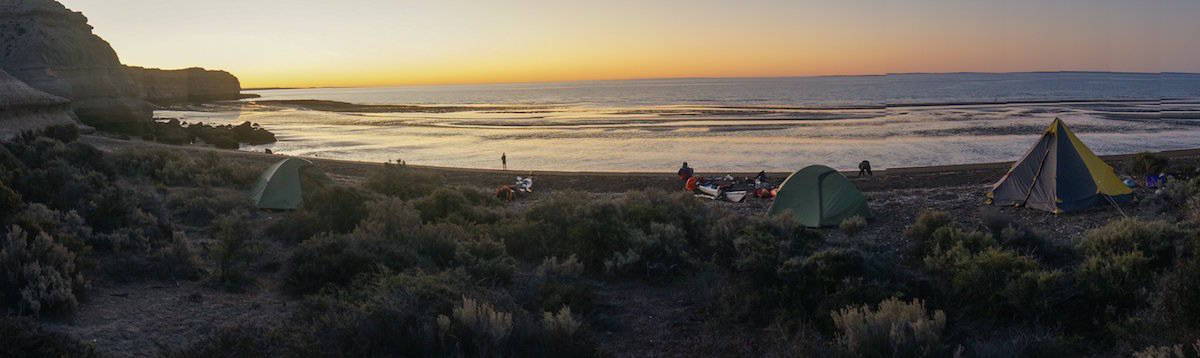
[81,134,1200,193]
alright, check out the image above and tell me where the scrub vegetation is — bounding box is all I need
[3,127,1199,356]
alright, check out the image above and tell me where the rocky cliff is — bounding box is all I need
[0,0,152,132]
[125,66,247,104]
[0,68,77,138]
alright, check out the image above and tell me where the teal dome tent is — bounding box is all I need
[768,165,872,227]
[249,158,313,210]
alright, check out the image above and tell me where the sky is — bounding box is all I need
[60,0,1200,88]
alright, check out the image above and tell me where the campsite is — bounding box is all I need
[2,118,1198,357]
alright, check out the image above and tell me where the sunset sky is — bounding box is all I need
[61,0,1200,88]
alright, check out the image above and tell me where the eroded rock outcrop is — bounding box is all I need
[0,0,152,132]
[0,68,77,138]
[125,66,248,104]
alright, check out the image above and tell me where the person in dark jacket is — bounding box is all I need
[677,162,694,180]
[858,160,873,177]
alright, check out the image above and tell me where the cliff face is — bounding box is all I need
[0,68,77,139]
[0,0,152,132]
[125,66,246,104]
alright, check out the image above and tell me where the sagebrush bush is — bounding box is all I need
[997,224,1074,267]
[167,188,254,227]
[1071,251,1155,329]
[210,212,260,291]
[282,234,376,294]
[542,306,582,338]
[1132,339,1200,358]
[363,163,442,200]
[923,240,1064,321]
[440,296,515,355]
[840,215,867,236]
[906,210,954,248]
[1156,258,1200,331]
[0,226,86,316]
[831,297,946,358]
[1081,219,1186,270]
[414,187,501,224]
[529,255,596,315]
[108,149,258,188]
[1130,152,1169,177]
[266,185,370,243]
[0,179,21,217]
[498,190,714,279]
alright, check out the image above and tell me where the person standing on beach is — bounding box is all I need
[501,153,507,170]
[858,160,873,177]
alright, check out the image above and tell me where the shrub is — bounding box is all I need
[906,210,954,248]
[266,185,369,243]
[210,212,260,291]
[542,306,582,338]
[439,296,514,356]
[167,188,254,227]
[840,215,867,236]
[997,224,1075,267]
[455,234,517,284]
[1071,251,1155,329]
[282,234,376,294]
[414,187,500,224]
[0,179,22,218]
[0,318,98,357]
[363,163,442,200]
[529,255,597,315]
[981,208,1014,236]
[1133,340,1200,358]
[499,190,713,279]
[1081,219,1186,270]
[0,226,86,316]
[1153,257,1200,332]
[1130,152,1169,177]
[923,244,1064,321]
[108,149,259,188]
[715,215,911,326]
[831,298,946,358]
[40,124,79,144]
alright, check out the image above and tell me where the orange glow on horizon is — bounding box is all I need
[56,0,1200,88]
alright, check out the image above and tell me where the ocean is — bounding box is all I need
[159,72,1200,172]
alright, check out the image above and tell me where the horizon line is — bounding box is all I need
[241,70,1200,91]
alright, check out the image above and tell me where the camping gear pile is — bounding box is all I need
[687,174,752,203]
[496,176,534,201]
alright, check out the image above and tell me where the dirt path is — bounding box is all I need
[42,282,294,357]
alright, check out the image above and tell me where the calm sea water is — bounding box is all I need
[161,72,1200,172]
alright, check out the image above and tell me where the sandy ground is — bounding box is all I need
[63,135,1200,356]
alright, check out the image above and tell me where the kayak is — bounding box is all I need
[696,185,748,203]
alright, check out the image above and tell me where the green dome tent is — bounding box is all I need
[249,158,314,210]
[768,165,873,227]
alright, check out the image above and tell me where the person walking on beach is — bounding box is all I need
[858,160,873,177]
[501,153,507,170]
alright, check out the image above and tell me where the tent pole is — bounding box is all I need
[1104,195,1123,218]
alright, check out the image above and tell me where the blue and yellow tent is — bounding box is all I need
[987,118,1131,213]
